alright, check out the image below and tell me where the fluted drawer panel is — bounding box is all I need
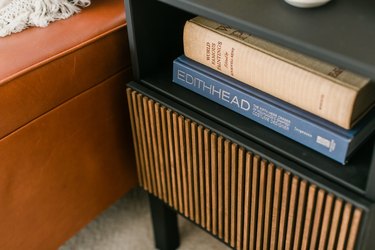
[126,88,363,250]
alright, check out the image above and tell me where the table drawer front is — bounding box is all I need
[126,86,366,250]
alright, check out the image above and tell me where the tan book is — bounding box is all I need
[183,16,374,129]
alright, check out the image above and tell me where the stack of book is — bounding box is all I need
[172,16,375,164]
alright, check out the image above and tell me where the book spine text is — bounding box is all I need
[183,18,363,129]
[173,58,351,163]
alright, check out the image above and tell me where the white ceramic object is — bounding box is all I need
[285,0,332,8]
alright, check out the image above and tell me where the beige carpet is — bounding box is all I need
[59,187,231,250]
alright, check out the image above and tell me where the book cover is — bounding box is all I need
[173,55,375,164]
[183,16,375,129]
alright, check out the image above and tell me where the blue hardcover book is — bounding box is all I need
[172,55,375,164]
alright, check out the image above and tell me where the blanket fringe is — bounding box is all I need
[0,0,90,37]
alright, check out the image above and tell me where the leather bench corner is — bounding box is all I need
[0,0,137,249]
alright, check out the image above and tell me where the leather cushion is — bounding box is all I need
[0,68,138,250]
[0,0,130,138]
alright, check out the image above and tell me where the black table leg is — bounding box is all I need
[148,194,180,250]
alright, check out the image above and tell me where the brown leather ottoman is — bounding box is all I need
[0,0,137,249]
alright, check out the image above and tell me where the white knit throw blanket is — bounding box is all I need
[0,0,90,37]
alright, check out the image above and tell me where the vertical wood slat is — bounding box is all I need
[301,185,317,250]
[136,94,152,192]
[278,172,291,250]
[154,103,167,202]
[336,203,353,250]
[284,176,299,250]
[148,99,162,199]
[310,189,326,250]
[242,152,253,250]
[205,129,212,231]
[172,113,183,212]
[211,133,218,236]
[126,89,143,186]
[236,148,245,250]
[185,119,195,221]
[318,193,334,250]
[270,167,283,250]
[327,198,344,250]
[131,92,147,189]
[346,209,363,250]
[293,180,308,250]
[230,144,238,248]
[223,140,231,244]
[127,89,364,250]
[132,91,147,188]
[263,163,275,250]
[166,109,178,210]
[160,106,173,207]
[178,116,189,217]
[217,136,224,239]
[142,97,158,195]
[191,122,200,225]
[255,160,268,250]
[249,156,260,250]
[198,125,206,228]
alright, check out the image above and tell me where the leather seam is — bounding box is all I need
[0,65,132,140]
[0,22,127,85]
